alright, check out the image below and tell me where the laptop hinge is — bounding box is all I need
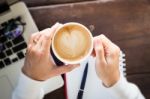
[0,1,10,14]
[6,0,19,6]
[0,0,20,14]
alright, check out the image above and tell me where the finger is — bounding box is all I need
[47,23,63,45]
[91,49,96,57]
[94,37,106,63]
[34,35,45,50]
[41,23,63,52]
[41,22,62,39]
[108,43,120,58]
[99,34,112,49]
[99,34,115,56]
[91,36,99,57]
[34,33,41,42]
[28,33,37,46]
[49,64,79,77]
[47,22,63,38]
[28,33,42,51]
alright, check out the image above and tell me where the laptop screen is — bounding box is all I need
[0,0,9,14]
[0,0,19,14]
[0,0,6,4]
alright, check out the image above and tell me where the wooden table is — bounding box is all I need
[23,0,150,98]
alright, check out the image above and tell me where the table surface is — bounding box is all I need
[22,0,150,98]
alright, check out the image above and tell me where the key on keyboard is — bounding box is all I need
[12,42,27,53]
[5,49,13,56]
[12,35,24,45]
[5,41,13,48]
[0,61,5,68]
[4,58,11,66]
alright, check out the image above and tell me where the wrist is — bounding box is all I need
[103,72,120,87]
[22,66,45,81]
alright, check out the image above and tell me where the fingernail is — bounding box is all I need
[100,34,105,37]
[52,22,63,29]
[57,22,63,25]
[53,22,60,27]
[95,39,102,50]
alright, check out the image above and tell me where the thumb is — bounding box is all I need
[40,23,62,52]
[48,22,63,38]
[47,23,62,45]
[94,38,106,63]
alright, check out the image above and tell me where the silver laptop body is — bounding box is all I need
[0,1,64,99]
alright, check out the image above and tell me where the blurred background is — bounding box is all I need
[1,0,150,99]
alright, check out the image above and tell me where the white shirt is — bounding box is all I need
[12,52,145,99]
[12,71,145,99]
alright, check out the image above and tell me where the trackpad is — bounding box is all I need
[0,76,13,99]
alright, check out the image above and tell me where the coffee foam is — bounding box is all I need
[53,25,92,62]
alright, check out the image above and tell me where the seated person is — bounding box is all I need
[12,23,145,99]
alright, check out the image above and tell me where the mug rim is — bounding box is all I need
[52,22,93,64]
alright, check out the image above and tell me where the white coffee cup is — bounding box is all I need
[52,22,93,64]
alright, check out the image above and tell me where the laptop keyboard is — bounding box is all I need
[0,16,27,69]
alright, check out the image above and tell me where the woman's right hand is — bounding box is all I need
[22,23,79,81]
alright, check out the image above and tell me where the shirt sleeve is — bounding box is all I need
[105,75,145,99]
[12,72,45,99]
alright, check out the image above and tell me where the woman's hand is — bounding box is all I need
[22,23,79,81]
[93,34,120,87]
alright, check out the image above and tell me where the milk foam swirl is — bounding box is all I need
[53,24,92,62]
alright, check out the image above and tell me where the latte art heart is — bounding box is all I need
[59,30,86,56]
[53,24,92,62]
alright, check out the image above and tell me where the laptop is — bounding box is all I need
[0,0,64,99]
